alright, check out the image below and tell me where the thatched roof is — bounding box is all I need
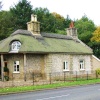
[0,29,93,54]
[11,29,32,36]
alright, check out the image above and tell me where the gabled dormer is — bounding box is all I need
[10,40,21,53]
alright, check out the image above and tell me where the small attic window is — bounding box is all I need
[11,41,21,52]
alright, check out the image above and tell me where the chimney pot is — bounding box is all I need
[31,14,37,22]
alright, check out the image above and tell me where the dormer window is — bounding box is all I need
[11,41,21,52]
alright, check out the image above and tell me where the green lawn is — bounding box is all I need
[0,79,100,94]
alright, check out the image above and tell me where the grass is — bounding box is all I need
[0,79,100,94]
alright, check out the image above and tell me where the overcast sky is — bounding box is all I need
[1,0,100,26]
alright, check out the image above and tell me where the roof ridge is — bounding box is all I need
[41,32,73,40]
[11,29,33,36]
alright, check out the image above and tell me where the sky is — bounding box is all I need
[1,0,100,26]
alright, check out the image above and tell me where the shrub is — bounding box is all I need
[4,66,9,72]
[4,66,9,81]
[32,70,42,82]
[96,68,100,78]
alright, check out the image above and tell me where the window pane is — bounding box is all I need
[64,61,68,70]
[80,60,84,69]
[80,64,81,69]
[14,61,20,72]
[17,65,19,71]
[65,62,67,69]
[17,45,20,49]
[64,62,65,69]
[11,41,21,51]
[14,65,16,71]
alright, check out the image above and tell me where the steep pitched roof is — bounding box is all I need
[0,29,93,54]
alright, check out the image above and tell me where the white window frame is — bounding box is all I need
[63,61,69,71]
[11,41,21,52]
[13,61,20,73]
[79,60,85,70]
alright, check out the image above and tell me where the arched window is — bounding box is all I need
[11,41,21,52]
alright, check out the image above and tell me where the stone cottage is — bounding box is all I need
[0,14,98,81]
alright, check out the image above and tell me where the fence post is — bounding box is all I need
[33,72,34,85]
[49,73,51,84]
[96,71,98,79]
[12,73,14,87]
[64,72,66,82]
[76,71,77,81]
[87,71,88,80]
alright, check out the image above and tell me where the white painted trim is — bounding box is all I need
[80,69,85,71]
[63,70,70,72]
[64,61,69,71]
[9,50,18,53]
[92,55,100,61]
[13,72,20,74]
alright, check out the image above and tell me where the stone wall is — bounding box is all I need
[45,54,92,73]
[3,54,46,81]
[4,54,24,80]
[45,54,71,73]
[92,55,100,70]
[26,54,45,80]
[72,55,92,71]
[3,53,93,81]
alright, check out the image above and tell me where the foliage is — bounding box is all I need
[64,15,71,28]
[10,0,33,30]
[90,27,100,58]
[4,76,9,81]
[74,15,100,57]
[74,15,96,45]
[32,70,42,77]
[52,12,65,31]
[33,8,67,33]
[96,68,100,77]
[33,7,56,32]
[90,42,100,59]
[32,70,42,82]
[55,29,66,35]
[91,26,100,42]
[4,66,9,72]
[4,66,9,81]
[0,11,14,40]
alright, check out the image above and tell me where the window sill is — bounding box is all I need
[13,72,20,74]
[80,69,85,71]
[63,70,69,72]
[9,50,19,53]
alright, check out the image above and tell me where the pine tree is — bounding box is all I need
[10,0,33,30]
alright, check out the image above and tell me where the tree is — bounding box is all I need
[52,12,65,31]
[91,26,100,42]
[90,27,100,58]
[0,11,14,40]
[74,15,96,45]
[64,15,71,28]
[33,8,68,34]
[10,0,33,30]
[33,7,56,32]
